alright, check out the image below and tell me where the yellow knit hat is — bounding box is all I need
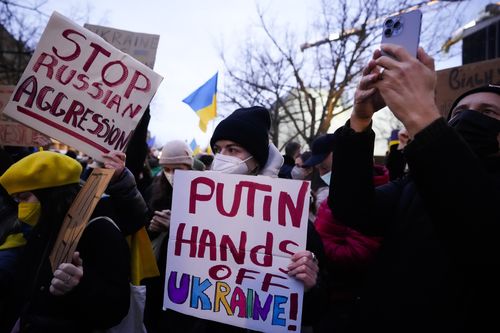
[0,151,82,195]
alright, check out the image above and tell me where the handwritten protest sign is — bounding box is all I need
[436,58,500,118]
[84,23,159,69]
[2,12,163,161]
[164,171,310,332]
[0,85,48,146]
[49,167,114,271]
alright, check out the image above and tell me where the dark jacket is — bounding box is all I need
[143,173,173,333]
[278,155,295,179]
[1,217,130,333]
[385,144,407,180]
[329,118,500,333]
[94,168,149,236]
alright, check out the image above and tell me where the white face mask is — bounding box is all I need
[211,154,252,174]
[320,171,331,186]
[163,170,174,186]
[291,166,307,180]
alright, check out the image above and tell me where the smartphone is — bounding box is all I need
[381,9,422,58]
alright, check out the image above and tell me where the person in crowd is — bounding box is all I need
[328,44,499,333]
[313,141,389,333]
[0,151,131,332]
[143,140,193,333]
[192,157,206,171]
[291,150,313,180]
[302,134,336,214]
[385,127,409,180]
[278,141,301,178]
[196,153,214,170]
[94,151,159,288]
[204,106,328,332]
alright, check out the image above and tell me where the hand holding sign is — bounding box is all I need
[50,251,84,296]
[287,250,319,292]
[102,151,126,182]
[149,209,171,232]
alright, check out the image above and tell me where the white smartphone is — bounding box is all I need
[381,9,422,58]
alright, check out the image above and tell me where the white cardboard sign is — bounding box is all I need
[2,12,163,161]
[84,23,159,69]
[0,85,48,147]
[164,171,310,332]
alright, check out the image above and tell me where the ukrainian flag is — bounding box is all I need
[190,138,201,155]
[183,73,218,132]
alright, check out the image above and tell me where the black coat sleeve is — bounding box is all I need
[70,219,131,329]
[98,168,149,236]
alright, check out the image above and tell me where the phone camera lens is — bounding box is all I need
[393,21,401,30]
[384,28,392,37]
[384,19,394,28]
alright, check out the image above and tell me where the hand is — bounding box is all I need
[33,133,52,149]
[351,50,386,132]
[287,250,319,292]
[50,252,83,296]
[374,45,441,137]
[149,210,171,232]
[101,151,126,182]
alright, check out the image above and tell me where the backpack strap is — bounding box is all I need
[88,216,121,232]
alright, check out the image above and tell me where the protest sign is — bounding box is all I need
[0,85,48,146]
[2,12,163,161]
[49,167,114,271]
[164,171,310,332]
[436,58,500,118]
[84,23,159,69]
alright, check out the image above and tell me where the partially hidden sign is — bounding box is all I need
[164,171,310,332]
[49,167,114,271]
[436,58,500,118]
[0,85,48,147]
[84,23,159,69]
[2,12,163,161]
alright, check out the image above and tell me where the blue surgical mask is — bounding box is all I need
[320,171,331,186]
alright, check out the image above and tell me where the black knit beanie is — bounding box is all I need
[210,106,271,167]
[448,84,500,120]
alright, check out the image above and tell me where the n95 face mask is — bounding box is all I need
[211,154,252,175]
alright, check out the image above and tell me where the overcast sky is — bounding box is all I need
[27,0,493,151]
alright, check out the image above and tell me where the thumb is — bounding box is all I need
[417,47,435,71]
[72,251,83,267]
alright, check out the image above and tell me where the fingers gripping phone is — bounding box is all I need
[381,9,422,58]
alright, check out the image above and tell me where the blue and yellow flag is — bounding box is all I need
[183,73,218,132]
[189,138,201,155]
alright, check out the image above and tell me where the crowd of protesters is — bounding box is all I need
[0,42,499,333]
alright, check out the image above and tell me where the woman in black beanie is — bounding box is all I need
[203,106,328,332]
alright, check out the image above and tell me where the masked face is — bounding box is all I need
[211,154,252,174]
[449,110,500,158]
[18,202,41,226]
[291,166,307,180]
